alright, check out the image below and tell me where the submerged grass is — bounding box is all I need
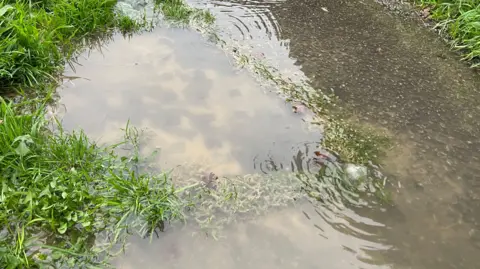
[173,156,389,238]
[154,0,215,24]
[417,0,480,66]
[0,98,184,267]
[322,119,391,165]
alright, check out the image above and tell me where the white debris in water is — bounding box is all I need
[344,163,368,181]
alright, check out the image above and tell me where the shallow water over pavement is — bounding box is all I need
[59,0,480,267]
[189,0,480,268]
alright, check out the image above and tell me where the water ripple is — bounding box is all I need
[209,0,284,41]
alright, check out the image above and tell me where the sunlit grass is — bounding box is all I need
[417,0,480,66]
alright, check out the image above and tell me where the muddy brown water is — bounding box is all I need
[58,0,480,268]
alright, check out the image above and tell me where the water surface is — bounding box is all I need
[59,0,480,267]
[183,0,480,268]
[59,28,318,175]
[115,203,393,269]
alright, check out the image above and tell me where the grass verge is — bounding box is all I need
[0,0,216,266]
[0,98,184,267]
[0,0,143,94]
[417,0,480,67]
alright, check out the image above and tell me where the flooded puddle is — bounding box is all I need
[57,0,480,268]
[57,25,395,269]
[59,28,318,175]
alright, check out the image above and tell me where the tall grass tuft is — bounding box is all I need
[0,0,142,93]
[418,0,480,66]
[0,98,183,267]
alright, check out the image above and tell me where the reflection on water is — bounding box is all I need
[187,0,299,76]
[116,203,392,269]
[58,28,318,175]
[57,25,399,269]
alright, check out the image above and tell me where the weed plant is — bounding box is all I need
[418,0,480,66]
[0,99,183,267]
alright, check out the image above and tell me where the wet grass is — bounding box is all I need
[0,0,216,94]
[322,119,391,165]
[0,0,142,94]
[0,98,185,267]
[0,0,220,265]
[417,0,480,67]
[154,0,215,24]
[0,3,188,263]
[173,157,389,238]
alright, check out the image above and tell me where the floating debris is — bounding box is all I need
[343,164,368,181]
[200,171,219,190]
[292,103,307,114]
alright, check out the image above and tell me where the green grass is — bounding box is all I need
[0,0,218,265]
[0,0,214,94]
[155,0,215,24]
[417,0,480,66]
[0,0,143,93]
[0,98,184,268]
[322,119,391,165]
